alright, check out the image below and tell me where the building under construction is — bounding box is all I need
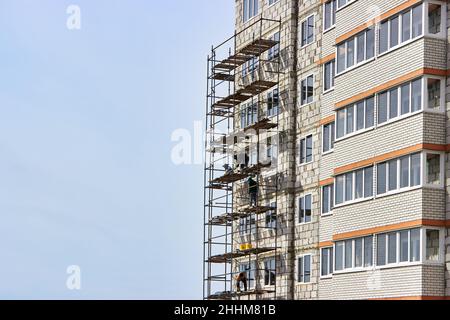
[204,0,450,300]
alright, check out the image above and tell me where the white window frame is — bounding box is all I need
[238,261,257,289]
[323,0,337,32]
[424,1,447,39]
[423,75,445,113]
[336,0,356,11]
[268,0,279,7]
[297,254,312,283]
[336,28,375,76]
[263,258,277,287]
[301,14,316,48]
[243,0,259,23]
[297,194,313,225]
[322,122,335,154]
[299,134,313,165]
[300,74,315,106]
[335,97,375,141]
[423,227,445,264]
[323,59,335,93]
[320,247,334,278]
[334,167,374,208]
[333,236,374,274]
[321,184,334,216]
[423,151,445,189]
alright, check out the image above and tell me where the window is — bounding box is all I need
[239,262,256,289]
[267,88,279,117]
[337,0,355,9]
[301,75,314,105]
[428,3,442,35]
[321,247,333,277]
[299,194,312,224]
[322,184,334,215]
[239,215,256,236]
[300,135,313,164]
[240,102,258,129]
[298,255,311,283]
[301,15,315,47]
[335,167,373,206]
[268,32,280,60]
[243,0,259,23]
[324,0,336,31]
[377,153,421,195]
[336,97,374,139]
[336,28,374,74]
[426,229,440,261]
[324,60,335,91]
[264,258,276,286]
[377,228,421,266]
[323,122,335,153]
[427,78,441,110]
[334,236,373,271]
[265,202,277,229]
[426,153,441,185]
[379,4,423,54]
[242,57,259,79]
[268,0,279,6]
[377,78,423,125]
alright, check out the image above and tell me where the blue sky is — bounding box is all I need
[0,0,233,299]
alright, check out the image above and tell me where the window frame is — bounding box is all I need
[323,59,336,93]
[299,134,313,165]
[336,28,375,75]
[242,0,259,23]
[334,166,374,207]
[300,74,315,106]
[335,96,375,141]
[301,14,316,48]
[321,184,334,216]
[297,254,312,283]
[263,258,276,287]
[323,0,337,32]
[298,194,313,225]
[320,247,334,278]
[322,122,335,154]
[333,236,374,273]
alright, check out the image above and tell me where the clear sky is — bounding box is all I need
[0,0,234,299]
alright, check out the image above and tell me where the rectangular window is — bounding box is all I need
[389,88,398,119]
[388,159,398,191]
[299,194,312,224]
[345,173,353,202]
[335,242,344,271]
[426,229,440,261]
[323,122,335,153]
[346,105,354,134]
[346,38,355,68]
[377,162,387,195]
[324,0,336,30]
[298,255,311,283]
[301,15,315,47]
[365,97,374,128]
[364,167,373,197]
[428,3,442,35]
[402,11,411,42]
[364,236,373,267]
[377,234,386,266]
[387,232,397,264]
[366,27,375,59]
[410,228,421,262]
[324,60,335,91]
[400,156,409,188]
[300,135,313,164]
[336,109,346,139]
[243,0,259,23]
[400,230,409,262]
[337,44,346,74]
[427,78,441,110]
[355,169,363,199]
[412,5,423,38]
[410,153,421,186]
[401,83,410,115]
[345,240,353,269]
[239,262,256,289]
[264,258,276,286]
[356,101,365,131]
[268,32,280,61]
[426,153,441,185]
[335,175,344,205]
[378,92,388,124]
[301,75,314,105]
[390,16,399,48]
[265,202,277,229]
[411,78,422,112]
[379,21,389,54]
[356,32,365,63]
[267,88,279,117]
[321,247,334,276]
[322,184,334,214]
[354,238,363,268]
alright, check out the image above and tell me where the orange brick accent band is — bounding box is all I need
[318,115,335,127]
[318,53,336,66]
[332,219,448,241]
[319,178,334,187]
[319,241,334,248]
[335,68,447,110]
[336,0,422,44]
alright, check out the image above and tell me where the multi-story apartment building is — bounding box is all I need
[204,0,449,300]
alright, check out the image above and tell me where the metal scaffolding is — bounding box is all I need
[203,16,283,300]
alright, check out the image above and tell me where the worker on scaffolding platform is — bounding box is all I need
[235,272,248,293]
[248,175,258,207]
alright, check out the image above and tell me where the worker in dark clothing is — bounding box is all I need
[248,176,258,207]
[236,272,248,293]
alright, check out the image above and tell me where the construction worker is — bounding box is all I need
[235,272,248,293]
[248,176,258,207]
[223,164,233,175]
